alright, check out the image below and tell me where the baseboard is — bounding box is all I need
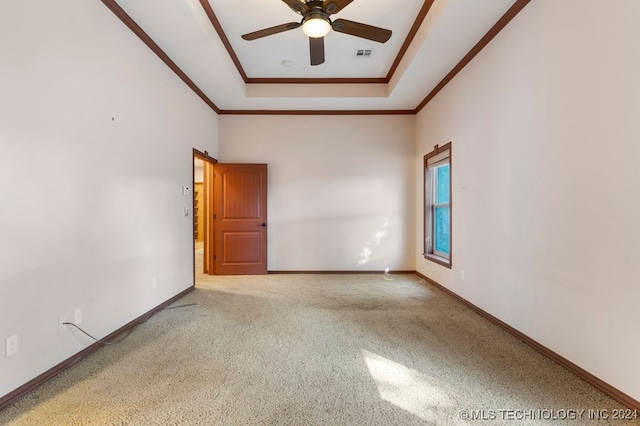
[0,285,195,411]
[268,270,415,274]
[414,271,640,411]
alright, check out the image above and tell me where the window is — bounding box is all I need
[424,143,452,268]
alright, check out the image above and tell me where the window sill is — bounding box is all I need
[424,253,452,269]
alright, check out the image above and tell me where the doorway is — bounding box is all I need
[193,149,216,283]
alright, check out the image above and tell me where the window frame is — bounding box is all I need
[424,143,452,268]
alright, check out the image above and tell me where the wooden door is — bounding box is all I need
[213,164,267,275]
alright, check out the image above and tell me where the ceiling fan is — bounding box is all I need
[241,0,392,66]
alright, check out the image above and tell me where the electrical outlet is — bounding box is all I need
[74,308,82,325]
[6,335,18,358]
[182,185,190,196]
[58,315,68,332]
[460,270,465,280]
[152,278,157,289]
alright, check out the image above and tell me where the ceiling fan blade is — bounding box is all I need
[323,0,354,15]
[282,0,309,15]
[309,37,325,66]
[331,19,392,43]
[241,22,301,41]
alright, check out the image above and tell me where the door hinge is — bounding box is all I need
[213,254,216,260]
[214,213,216,219]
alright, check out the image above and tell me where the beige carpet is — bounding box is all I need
[0,272,635,425]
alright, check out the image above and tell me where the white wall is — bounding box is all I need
[220,115,415,271]
[415,0,640,401]
[0,0,218,398]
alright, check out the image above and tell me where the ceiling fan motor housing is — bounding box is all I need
[290,0,339,15]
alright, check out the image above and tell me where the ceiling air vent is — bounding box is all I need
[354,49,374,58]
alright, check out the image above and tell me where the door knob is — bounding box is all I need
[260,223,267,227]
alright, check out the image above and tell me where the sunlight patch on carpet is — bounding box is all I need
[362,349,455,421]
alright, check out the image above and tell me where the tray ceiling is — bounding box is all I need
[107,0,528,112]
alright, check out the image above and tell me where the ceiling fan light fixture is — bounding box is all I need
[302,15,331,38]
[241,0,391,66]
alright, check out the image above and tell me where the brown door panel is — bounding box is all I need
[214,164,267,275]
